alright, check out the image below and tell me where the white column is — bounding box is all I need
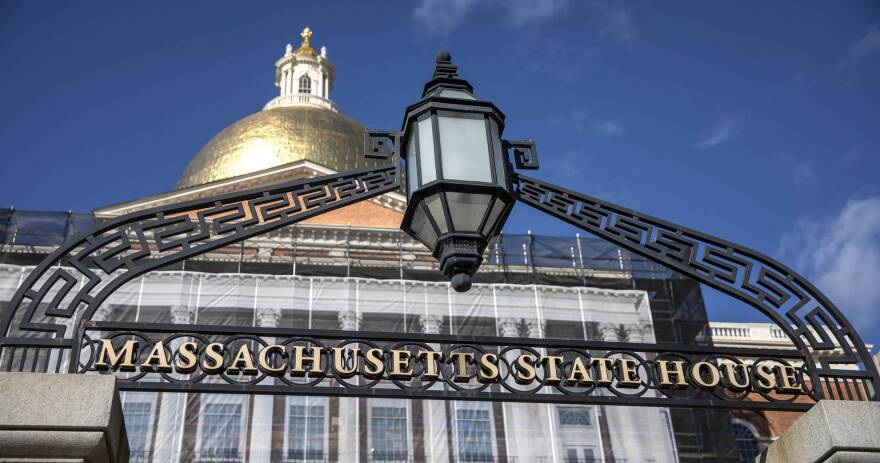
[600,323,676,463]
[249,307,280,462]
[499,318,554,462]
[418,314,449,463]
[337,310,361,462]
[152,304,196,462]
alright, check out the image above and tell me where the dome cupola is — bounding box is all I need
[264,27,337,112]
[176,27,385,190]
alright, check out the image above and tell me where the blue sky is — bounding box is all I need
[1,1,879,347]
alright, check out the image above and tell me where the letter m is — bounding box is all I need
[94,339,139,371]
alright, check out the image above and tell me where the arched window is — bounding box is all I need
[299,74,311,94]
[732,422,761,462]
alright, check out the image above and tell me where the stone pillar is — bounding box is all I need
[337,310,361,462]
[152,304,196,462]
[0,373,129,462]
[249,307,281,463]
[420,313,449,463]
[758,400,880,463]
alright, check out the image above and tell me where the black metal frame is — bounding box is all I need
[0,51,876,412]
[510,164,880,402]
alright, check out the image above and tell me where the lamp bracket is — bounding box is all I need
[503,140,539,170]
[364,130,402,160]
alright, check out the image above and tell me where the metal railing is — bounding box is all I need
[263,93,339,112]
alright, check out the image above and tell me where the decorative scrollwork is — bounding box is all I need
[512,172,880,400]
[0,164,400,348]
[503,140,539,170]
[364,130,401,160]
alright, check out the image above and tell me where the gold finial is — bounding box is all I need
[295,27,317,57]
[300,27,313,47]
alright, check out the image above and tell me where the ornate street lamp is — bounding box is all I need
[397,51,516,292]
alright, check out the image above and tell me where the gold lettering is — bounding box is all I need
[656,360,688,388]
[332,347,360,379]
[720,363,750,391]
[140,341,172,372]
[541,355,564,385]
[364,348,385,379]
[227,344,257,375]
[202,342,225,374]
[418,350,443,380]
[591,357,615,386]
[754,363,777,391]
[389,349,414,379]
[617,358,641,388]
[449,352,475,382]
[290,346,324,377]
[776,365,801,393]
[95,339,139,371]
[175,341,199,373]
[257,345,286,375]
[690,361,720,390]
[479,353,500,382]
[565,356,594,386]
[514,353,537,384]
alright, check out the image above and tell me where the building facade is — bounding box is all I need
[2,29,861,463]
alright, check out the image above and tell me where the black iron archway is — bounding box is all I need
[0,137,876,411]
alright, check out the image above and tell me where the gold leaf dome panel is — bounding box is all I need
[177,106,383,189]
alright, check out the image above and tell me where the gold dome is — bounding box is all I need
[178,106,382,189]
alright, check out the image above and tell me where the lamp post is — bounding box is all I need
[397,51,516,292]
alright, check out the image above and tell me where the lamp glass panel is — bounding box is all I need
[425,193,449,234]
[437,114,492,183]
[406,134,418,198]
[480,197,507,237]
[446,192,492,232]
[417,118,437,184]
[410,203,438,249]
[438,88,476,100]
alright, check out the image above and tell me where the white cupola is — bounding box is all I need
[264,27,337,112]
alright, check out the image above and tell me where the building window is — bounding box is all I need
[370,406,409,462]
[198,403,243,462]
[732,422,761,463]
[123,401,153,462]
[299,75,311,94]
[558,407,592,427]
[455,408,495,463]
[286,402,325,462]
[564,446,597,463]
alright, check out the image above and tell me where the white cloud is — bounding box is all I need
[695,115,740,149]
[505,0,569,28]
[413,0,481,37]
[792,162,815,185]
[412,0,567,37]
[778,195,880,330]
[780,154,815,185]
[572,110,624,136]
[840,25,880,70]
[843,145,864,164]
[588,0,637,46]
